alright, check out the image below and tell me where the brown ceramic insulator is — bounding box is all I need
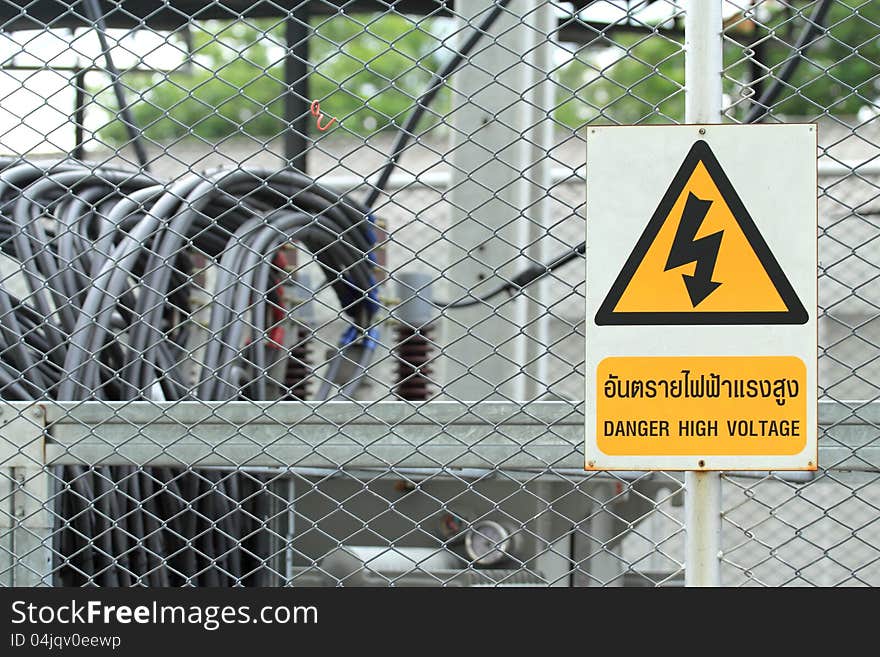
[393,324,435,401]
[284,326,313,400]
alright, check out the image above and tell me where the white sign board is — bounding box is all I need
[585,124,817,471]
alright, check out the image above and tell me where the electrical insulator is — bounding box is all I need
[282,273,315,400]
[393,272,436,401]
[284,325,313,400]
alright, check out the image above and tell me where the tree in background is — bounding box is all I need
[734,0,880,119]
[101,1,880,144]
[100,14,447,144]
[553,32,684,127]
[554,0,880,126]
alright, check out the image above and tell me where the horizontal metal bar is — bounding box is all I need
[42,401,584,470]
[316,161,880,195]
[317,166,582,193]
[287,565,547,587]
[817,159,880,178]
[0,400,865,473]
[0,1,660,44]
[0,64,166,74]
[318,169,455,194]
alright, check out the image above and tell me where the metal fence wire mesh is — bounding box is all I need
[0,0,877,587]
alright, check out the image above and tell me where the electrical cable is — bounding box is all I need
[364,0,514,210]
[0,158,380,585]
[420,1,832,309]
[434,241,585,309]
[744,0,833,124]
[81,0,150,169]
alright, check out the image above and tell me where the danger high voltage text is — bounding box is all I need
[602,370,799,406]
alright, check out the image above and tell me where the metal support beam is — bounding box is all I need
[442,0,555,401]
[521,3,557,399]
[45,401,586,470]
[0,2,680,42]
[0,468,12,586]
[11,465,52,586]
[0,397,874,588]
[581,482,625,586]
[683,0,723,588]
[0,400,866,472]
[0,404,51,586]
[684,466,721,587]
[529,481,571,586]
[284,9,310,172]
[72,67,87,161]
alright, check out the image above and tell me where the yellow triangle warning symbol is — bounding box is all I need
[595,140,807,325]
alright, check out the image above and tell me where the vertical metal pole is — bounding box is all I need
[12,465,52,586]
[443,0,552,401]
[530,482,570,586]
[520,2,556,400]
[684,0,723,588]
[73,68,87,161]
[285,476,295,584]
[0,468,12,586]
[284,10,310,173]
[685,468,721,586]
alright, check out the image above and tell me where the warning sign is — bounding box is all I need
[585,125,817,471]
[595,140,808,325]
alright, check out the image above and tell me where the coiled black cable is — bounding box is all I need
[0,158,380,585]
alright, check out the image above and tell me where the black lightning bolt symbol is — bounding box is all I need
[664,192,723,307]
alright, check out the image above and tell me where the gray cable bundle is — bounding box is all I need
[0,158,380,585]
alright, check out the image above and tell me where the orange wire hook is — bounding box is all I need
[310,99,337,132]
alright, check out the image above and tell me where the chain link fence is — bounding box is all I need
[0,0,877,587]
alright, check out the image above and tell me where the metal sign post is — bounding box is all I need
[683,0,723,588]
[584,2,818,586]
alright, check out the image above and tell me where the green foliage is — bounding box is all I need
[101,21,283,144]
[309,14,446,135]
[552,1,880,127]
[100,14,446,144]
[100,3,880,144]
[554,36,685,127]
[748,0,880,118]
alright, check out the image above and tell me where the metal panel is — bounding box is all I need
[9,400,871,473]
[44,401,584,469]
[442,0,555,400]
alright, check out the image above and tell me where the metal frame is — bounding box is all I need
[0,400,867,469]
[1,404,49,586]
[0,1,678,43]
[2,399,877,586]
[2,393,878,588]
[44,401,582,469]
